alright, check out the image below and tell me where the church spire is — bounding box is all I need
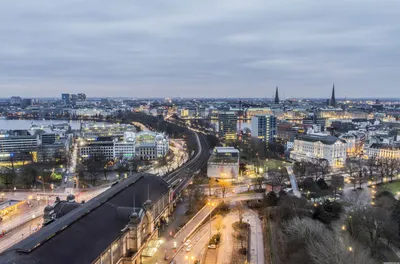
[330,83,336,107]
[274,86,280,104]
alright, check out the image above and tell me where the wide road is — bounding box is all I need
[0,216,43,253]
[0,201,46,233]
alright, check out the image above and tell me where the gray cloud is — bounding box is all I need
[0,0,399,98]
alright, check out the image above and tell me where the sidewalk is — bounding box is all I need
[217,213,237,264]
[244,210,265,264]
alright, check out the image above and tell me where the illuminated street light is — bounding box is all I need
[341,225,346,231]
[348,246,353,252]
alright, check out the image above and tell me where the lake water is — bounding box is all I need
[0,119,84,130]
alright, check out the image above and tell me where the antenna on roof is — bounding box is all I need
[147,184,150,201]
[133,195,136,210]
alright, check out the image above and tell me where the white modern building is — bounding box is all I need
[207,147,240,179]
[79,131,169,161]
[290,134,347,167]
[251,115,277,142]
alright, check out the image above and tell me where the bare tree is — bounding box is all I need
[270,167,287,192]
[319,159,331,180]
[345,157,359,190]
[377,157,390,183]
[293,161,307,187]
[387,158,400,182]
[284,217,375,264]
[218,180,231,198]
[331,175,344,197]
[83,154,104,186]
[208,179,216,196]
[235,201,245,224]
[346,205,396,256]
[307,230,375,264]
[310,159,322,180]
[0,170,14,190]
[254,175,264,191]
[214,214,224,234]
[364,156,377,181]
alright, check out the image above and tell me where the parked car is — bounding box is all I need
[184,239,191,246]
[208,244,216,249]
[186,245,192,252]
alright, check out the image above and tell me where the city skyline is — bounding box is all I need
[1,1,400,98]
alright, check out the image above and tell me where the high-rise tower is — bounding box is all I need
[330,84,336,107]
[274,86,280,104]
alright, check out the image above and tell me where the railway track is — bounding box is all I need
[163,131,210,196]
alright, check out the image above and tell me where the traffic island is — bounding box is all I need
[231,221,250,264]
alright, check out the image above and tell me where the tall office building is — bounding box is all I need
[218,111,237,140]
[61,93,70,105]
[70,94,78,105]
[0,132,39,162]
[251,115,277,142]
[10,96,22,105]
[77,93,87,102]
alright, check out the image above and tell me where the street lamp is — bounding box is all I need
[207,201,215,243]
[1,193,4,202]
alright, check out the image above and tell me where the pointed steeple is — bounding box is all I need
[330,84,336,107]
[274,86,280,104]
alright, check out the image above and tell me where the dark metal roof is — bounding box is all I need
[370,143,400,150]
[0,173,169,264]
[52,200,81,219]
[296,134,346,145]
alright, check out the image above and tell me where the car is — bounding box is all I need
[186,245,192,252]
[208,244,217,249]
[184,239,191,246]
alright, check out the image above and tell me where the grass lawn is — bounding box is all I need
[261,159,290,170]
[379,180,400,195]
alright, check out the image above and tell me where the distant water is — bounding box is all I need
[0,119,84,130]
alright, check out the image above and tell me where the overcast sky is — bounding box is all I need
[0,0,399,99]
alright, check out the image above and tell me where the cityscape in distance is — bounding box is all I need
[0,1,400,264]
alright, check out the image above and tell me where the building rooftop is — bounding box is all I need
[0,173,169,264]
[296,134,346,145]
[369,143,400,150]
[214,147,239,154]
